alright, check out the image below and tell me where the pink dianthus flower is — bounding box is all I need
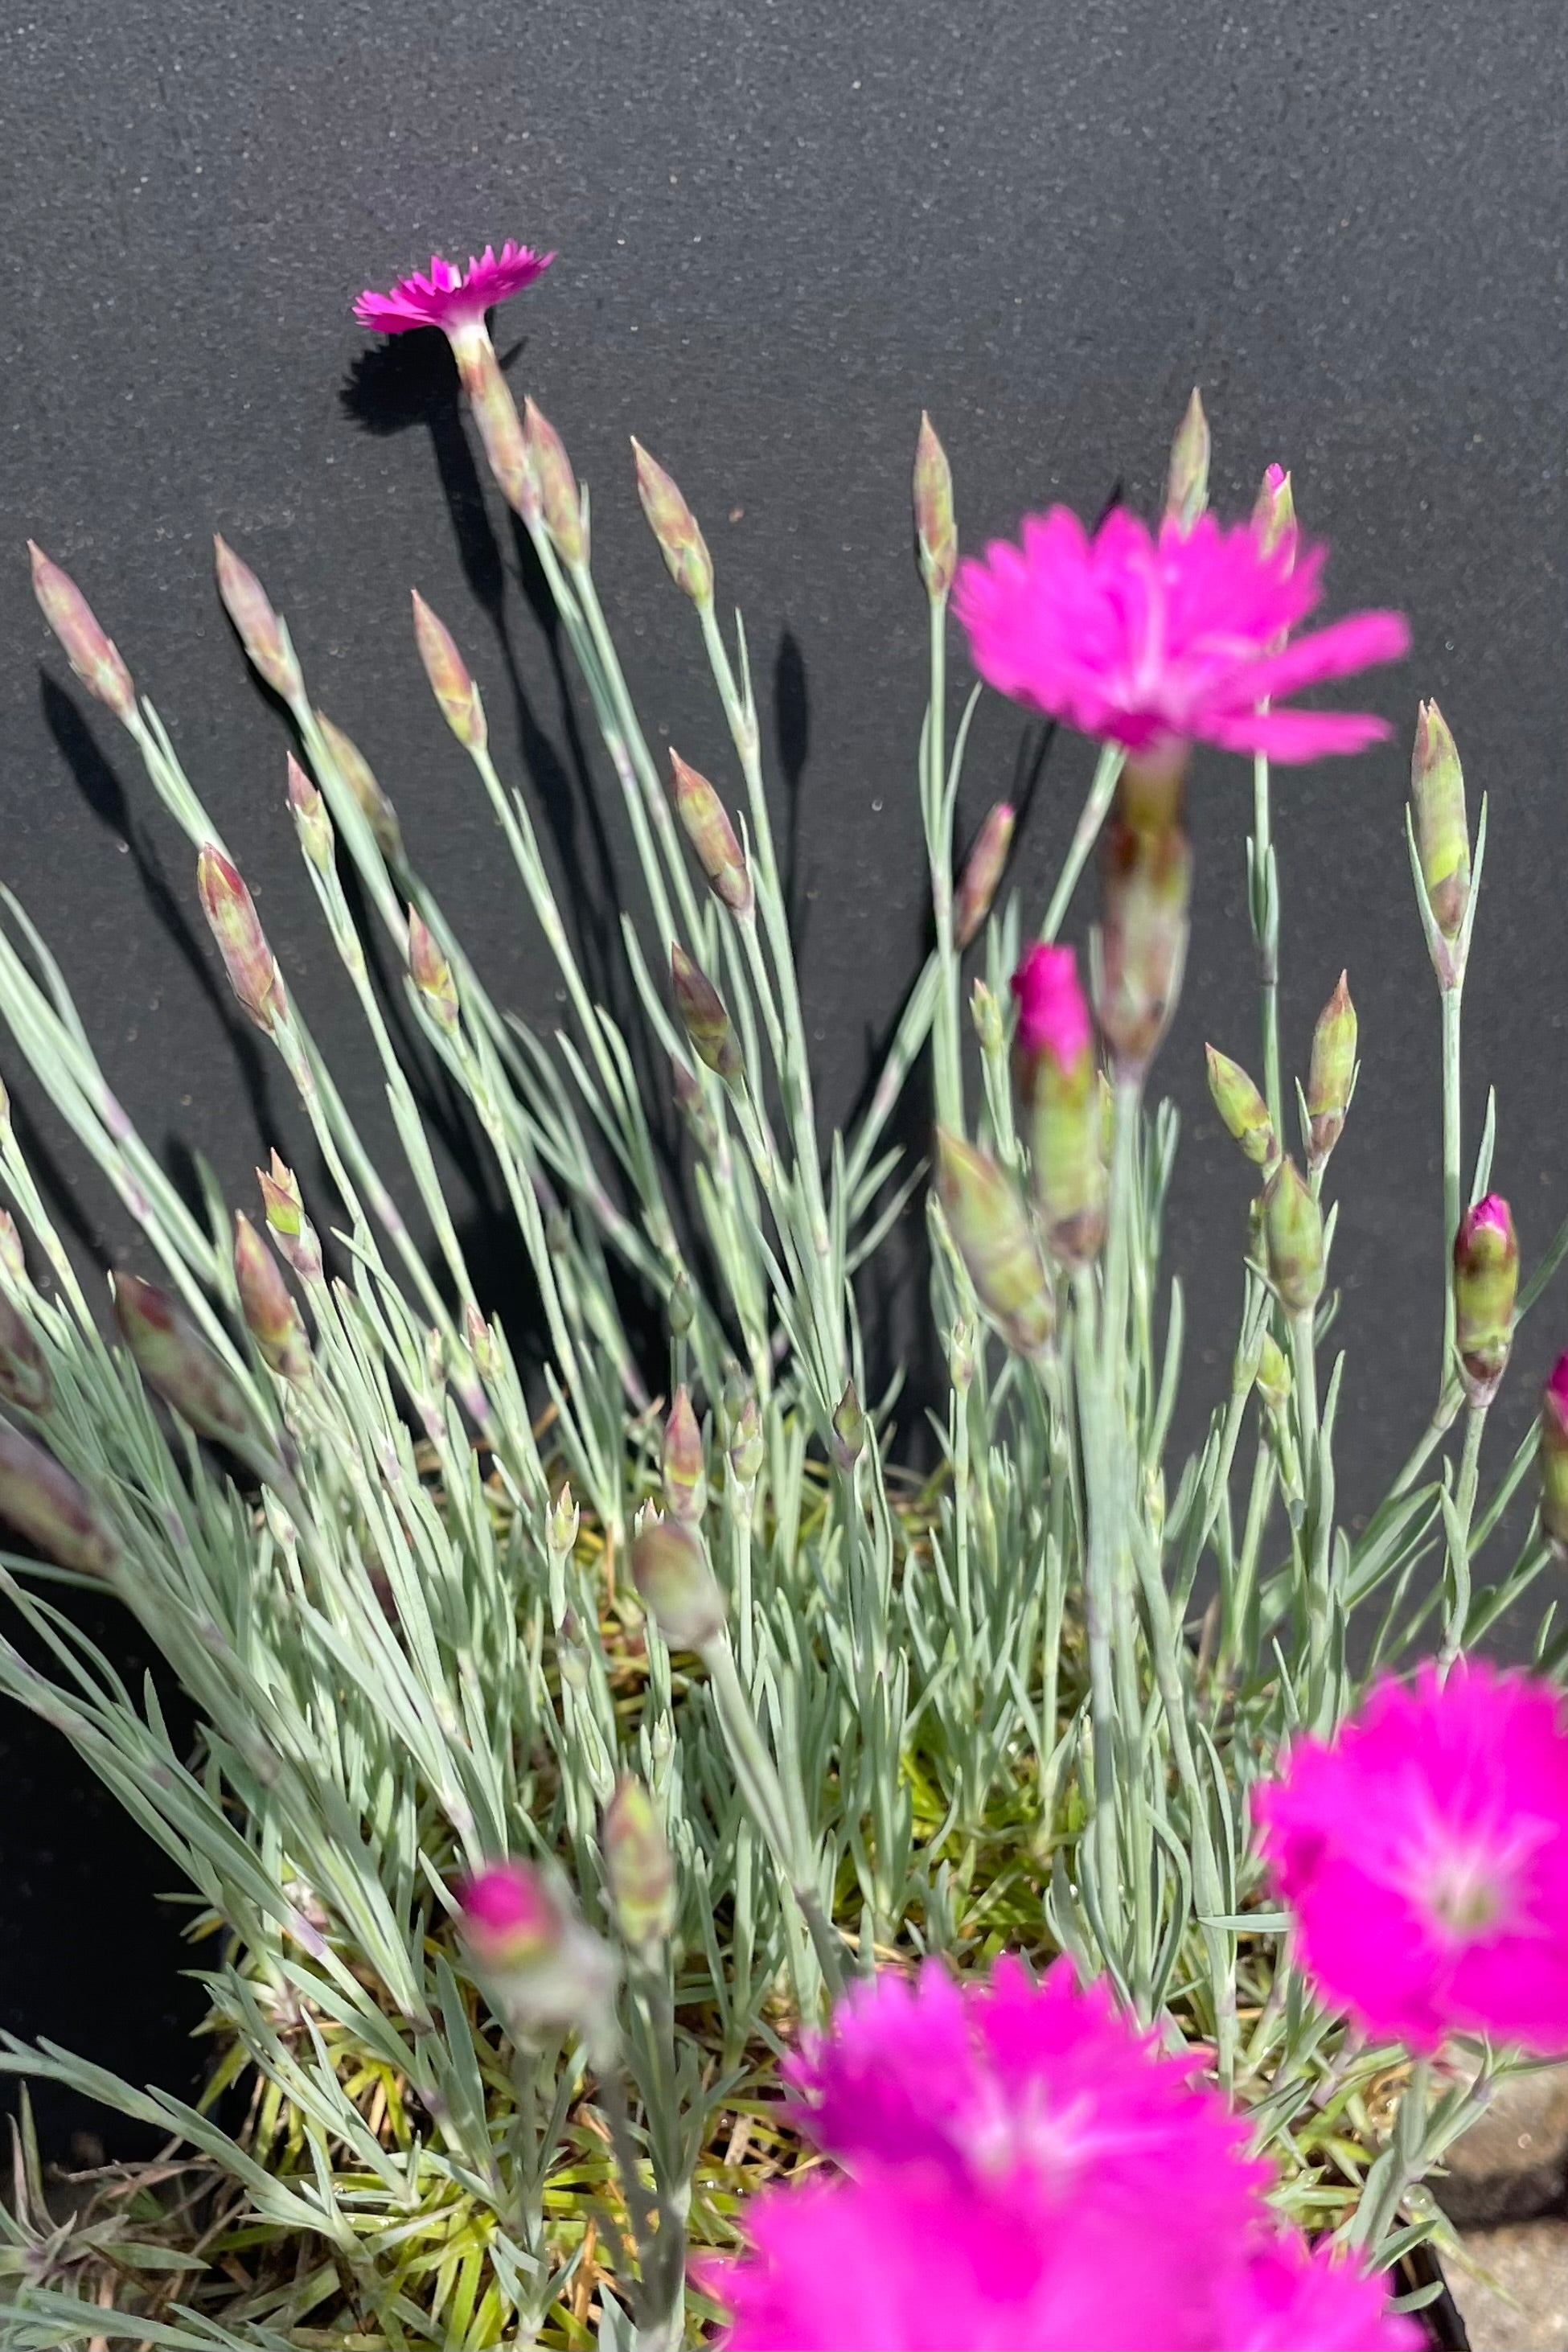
[1258,1661,1568,2053]
[354,241,553,337]
[712,1957,1415,2350]
[1012,943,1093,1069]
[954,506,1409,764]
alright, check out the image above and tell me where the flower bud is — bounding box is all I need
[1205,1045,1276,1172]
[830,1379,865,1473]
[1541,1357,1568,1553]
[412,592,486,752]
[408,908,460,1036]
[1262,1157,1324,1315]
[671,945,742,1084]
[548,1481,580,1559]
[727,1381,764,1488]
[1097,806,1192,1080]
[257,1153,323,1284]
[1164,389,1210,536]
[458,1860,614,2043]
[285,754,333,873]
[28,543,136,723]
[662,1385,707,1524]
[113,1273,256,1447]
[213,536,303,703]
[449,321,534,517]
[1252,463,1298,565]
[671,752,751,915]
[1307,972,1357,1174]
[1453,1194,1517,1404]
[603,1775,677,1952]
[934,1130,1053,1358]
[1411,701,1470,944]
[523,400,586,567]
[0,1418,118,1574]
[233,1213,310,1381]
[1255,1331,1292,1416]
[197,847,286,1034]
[913,412,957,598]
[631,1517,727,1651]
[954,803,1015,950]
[0,1293,49,1416]
[970,979,1004,1059]
[1013,945,1104,1268]
[463,1301,497,1381]
[315,715,407,866]
[668,1270,696,1339]
[631,439,713,607]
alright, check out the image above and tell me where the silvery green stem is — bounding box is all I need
[1070,1270,1122,1943]
[1439,1402,1487,1665]
[1040,741,1124,944]
[1250,750,1284,1140]
[1440,982,1463,1376]
[923,592,963,1137]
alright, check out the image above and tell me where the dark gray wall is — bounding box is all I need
[0,0,1562,2149]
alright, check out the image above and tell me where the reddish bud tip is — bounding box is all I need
[29,543,136,722]
[213,535,302,702]
[632,439,713,606]
[954,802,1015,950]
[285,753,333,872]
[631,1517,727,1651]
[408,907,460,1036]
[412,592,486,751]
[671,943,742,1084]
[670,751,751,913]
[913,412,957,598]
[234,1213,310,1381]
[196,846,285,1033]
[112,1272,256,1447]
[523,399,585,566]
[315,713,406,865]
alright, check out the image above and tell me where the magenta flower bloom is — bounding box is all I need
[712,1958,1416,2350]
[1258,1661,1568,2052]
[354,241,553,337]
[457,1859,564,1968]
[954,507,1409,764]
[1011,943,1093,1068]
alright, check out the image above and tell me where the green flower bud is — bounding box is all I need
[726,1378,764,1488]
[257,1153,322,1285]
[1541,1358,1568,1554]
[1411,700,1470,946]
[1097,797,1192,1080]
[1205,1045,1276,1172]
[412,591,486,751]
[1251,464,1297,563]
[548,1481,580,1560]
[934,1130,1053,1359]
[315,712,406,866]
[913,411,956,598]
[1164,388,1210,536]
[632,439,713,608]
[408,908,460,1036]
[1254,1331,1292,1416]
[954,802,1015,950]
[662,1385,707,1524]
[0,1291,50,1416]
[0,1418,118,1574]
[112,1273,255,1449]
[667,1270,696,1340]
[29,542,136,724]
[603,1775,677,1952]
[1307,972,1357,1174]
[1262,1157,1324,1315]
[197,846,286,1035]
[830,1379,865,1472]
[631,1517,727,1652]
[1453,1195,1517,1403]
[671,944,742,1084]
[671,751,751,915]
[213,536,302,703]
[233,1213,310,1382]
[285,753,333,873]
[523,399,586,567]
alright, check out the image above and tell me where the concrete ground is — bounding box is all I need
[1451,2223,1568,2352]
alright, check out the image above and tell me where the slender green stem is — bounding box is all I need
[1041,743,1124,945]
[1440,1400,1487,1664]
[1440,983,1464,1376]
[1252,753,1283,1141]
[925,593,963,1138]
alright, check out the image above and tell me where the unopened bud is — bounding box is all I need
[727,1384,764,1488]
[1164,389,1210,536]
[1307,973,1357,1173]
[1541,1357,1568,1553]
[464,1301,498,1380]
[603,1775,677,1951]
[0,1418,118,1574]
[0,1293,49,1415]
[970,979,1004,1059]
[1454,1194,1517,1404]
[1097,798,1192,1079]
[285,754,333,872]
[315,715,405,865]
[830,1379,865,1473]
[1205,1045,1276,1172]
[112,1274,257,1448]
[662,1385,707,1523]
[671,944,742,1084]
[631,440,713,607]
[213,536,302,703]
[1255,1331,1292,1416]
[449,321,534,517]
[408,908,460,1036]
[1252,463,1298,564]
[1013,945,1105,1268]
[954,802,1015,950]
[1411,701,1471,946]
[523,400,586,567]
[671,752,751,914]
[412,590,486,749]
[935,1130,1053,1358]
[913,412,957,598]
[458,1860,614,2043]
[949,1314,976,1395]
[258,1153,323,1284]
[29,544,135,722]
[197,847,286,1034]
[631,1517,727,1651]
[1262,1157,1324,1315]
[668,1270,696,1339]
[548,1481,580,1559]
[233,1213,310,1381]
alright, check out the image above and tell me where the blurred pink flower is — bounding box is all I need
[712,1957,1416,2350]
[1012,944,1093,1069]
[954,507,1408,764]
[354,242,553,336]
[456,1858,564,1968]
[1258,1661,1568,2052]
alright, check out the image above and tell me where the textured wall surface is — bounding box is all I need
[0,0,1562,2149]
